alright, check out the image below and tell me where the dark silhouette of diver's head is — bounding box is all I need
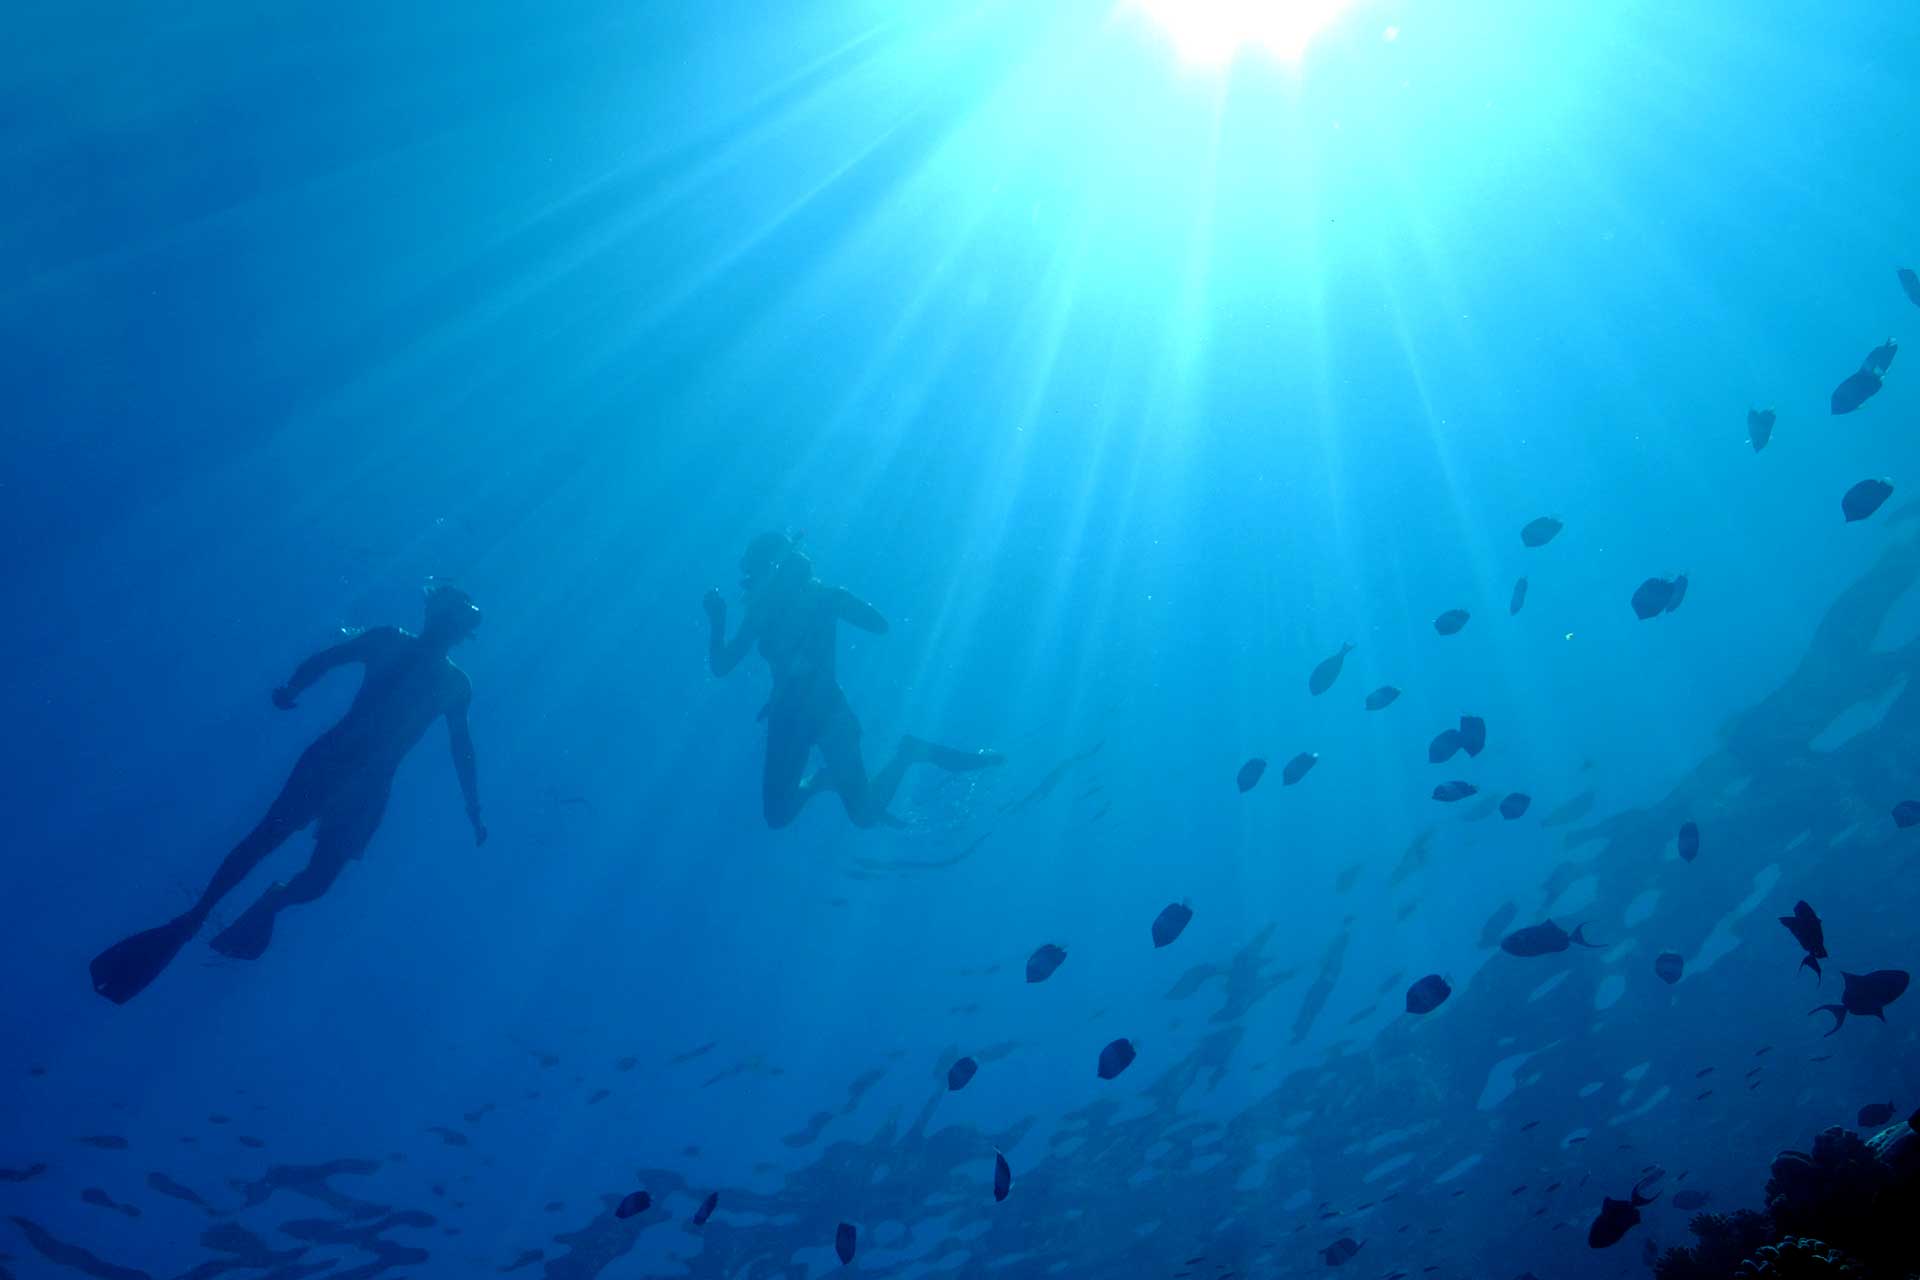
[421,583,482,647]
[740,531,810,596]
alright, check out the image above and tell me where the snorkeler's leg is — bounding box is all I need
[762,714,813,829]
[210,789,381,961]
[862,732,1006,822]
[89,761,317,1003]
[816,709,881,827]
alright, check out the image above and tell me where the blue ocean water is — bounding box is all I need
[4,1,1920,1276]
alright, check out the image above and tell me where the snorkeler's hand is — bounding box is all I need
[271,686,298,710]
[702,588,726,626]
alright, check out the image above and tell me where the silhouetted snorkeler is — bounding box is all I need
[88,585,488,1004]
[705,532,1003,829]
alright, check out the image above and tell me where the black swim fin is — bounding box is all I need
[90,916,197,1005]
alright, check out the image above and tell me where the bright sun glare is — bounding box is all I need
[1129,0,1355,64]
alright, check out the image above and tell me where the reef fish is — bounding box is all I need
[1501,919,1602,957]
[1321,1237,1362,1266]
[1857,1101,1895,1127]
[1428,730,1464,764]
[1747,408,1775,452]
[1283,752,1319,785]
[1631,577,1680,619]
[1587,1176,1660,1249]
[1364,686,1401,711]
[1097,1038,1137,1080]
[1655,952,1684,984]
[1894,801,1920,829]
[1237,759,1266,793]
[1405,975,1451,1014]
[1433,781,1477,803]
[1151,903,1194,948]
[1510,577,1528,615]
[1434,609,1470,636]
[1842,478,1893,523]
[692,1191,718,1225]
[1900,268,1920,308]
[947,1057,978,1091]
[1309,644,1354,696]
[1458,715,1486,758]
[1779,901,1827,979]
[615,1190,651,1219]
[1520,516,1563,548]
[1811,969,1910,1034]
[993,1150,1012,1202]
[836,1222,857,1265]
[1677,821,1700,862]
[1499,793,1531,820]
[1026,943,1067,983]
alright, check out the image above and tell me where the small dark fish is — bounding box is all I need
[1434,609,1470,636]
[1405,974,1451,1014]
[947,1057,978,1091]
[1310,643,1354,696]
[1282,752,1319,785]
[1896,801,1920,829]
[1520,1120,1540,1131]
[1900,268,1920,308]
[1457,715,1486,757]
[1097,1038,1137,1079]
[1521,516,1563,548]
[692,1191,718,1225]
[1152,902,1194,948]
[1779,901,1827,979]
[836,1222,857,1265]
[1432,781,1477,803]
[1427,730,1463,764]
[1696,1067,1715,1078]
[1843,478,1894,523]
[1811,969,1911,1034]
[1832,368,1883,414]
[1588,1176,1659,1249]
[1364,686,1401,711]
[1510,1184,1528,1196]
[1865,338,1898,375]
[76,1136,128,1150]
[1237,759,1267,793]
[1499,793,1531,820]
[615,1190,651,1219]
[1510,576,1528,615]
[236,1136,264,1149]
[207,1113,229,1125]
[993,1149,1012,1202]
[1631,577,1677,619]
[426,1126,468,1147]
[1026,943,1067,983]
[1858,1101,1896,1127]
[1747,408,1775,452]
[616,1055,637,1071]
[1671,1190,1711,1210]
[1677,821,1699,862]
[1654,952,1684,984]
[1320,1237,1362,1267]
[1501,919,1602,957]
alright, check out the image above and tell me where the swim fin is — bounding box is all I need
[210,889,282,961]
[903,736,1007,772]
[90,915,197,1005]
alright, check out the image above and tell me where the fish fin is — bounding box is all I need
[1869,1009,1887,1021]
[1800,956,1821,983]
[1571,924,1605,949]
[1810,1005,1846,1035]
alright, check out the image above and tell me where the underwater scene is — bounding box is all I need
[5,1,1920,1278]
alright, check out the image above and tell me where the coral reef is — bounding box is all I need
[1654,1125,1919,1280]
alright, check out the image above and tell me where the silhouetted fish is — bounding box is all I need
[1631,577,1677,619]
[1779,901,1827,979]
[615,1190,651,1219]
[1521,517,1563,548]
[1896,801,1920,829]
[1900,268,1920,308]
[1427,730,1463,764]
[1654,952,1684,984]
[1097,1038,1137,1079]
[1677,821,1699,862]
[76,1136,127,1150]
[1510,577,1527,615]
[1671,1190,1711,1210]
[1811,969,1910,1034]
[947,1057,978,1091]
[1434,609,1470,635]
[1310,644,1354,696]
[1588,1176,1659,1248]
[1026,943,1067,983]
[1857,1101,1895,1127]
[1499,793,1531,820]
[1237,759,1267,793]
[1865,338,1897,375]
[836,1222,857,1265]
[1405,975,1451,1014]
[1501,919,1602,956]
[1282,753,1319,786]
[1747,408,1775,452]
[1364,686,1400,711]
[993,1150,1012,1202]
[1152,902,1194,948]
[1432,781,1477,803]
[1832,368,1883,414]
[1321,1237,1362,1266]
[1842,478,1893,523]
[692,1191,718,1225]
[1458,715,1486,757]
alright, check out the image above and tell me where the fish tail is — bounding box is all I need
[1571,924,1605,949]
[1810,1005,1846,1036]
[1799,955,1821,983]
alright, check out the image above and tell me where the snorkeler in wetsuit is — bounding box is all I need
[88,585,488,1005]
[705,532,1003,829]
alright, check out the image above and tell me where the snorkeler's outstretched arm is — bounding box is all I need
[829,587,888,635]
[272,627,395,709]
[445,685,486,846]
[704,589,757,676]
